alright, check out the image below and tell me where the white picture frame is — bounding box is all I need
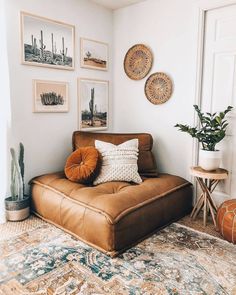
[80,38,108,71]
[78,78,109,131]
[21,11,75,70]
[33,79,69,113]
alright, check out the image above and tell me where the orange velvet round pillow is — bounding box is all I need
[64,146,100,184]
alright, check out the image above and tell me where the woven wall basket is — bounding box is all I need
[124,44,153,80]
[145,72,173,105]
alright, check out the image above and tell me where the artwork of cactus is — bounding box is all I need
[39,30,46,61]
[40,92,64,105]
[80,79,108,130]
[51,33,54,59]
[31,34,37,55]
[10,143,25,201]
[60,37,68,64]
[22,12,74,68]
[89,88,95,126]
[54,42,57,54]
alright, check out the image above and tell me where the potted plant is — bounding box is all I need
[5,143,30,221]
[175,105,233,171]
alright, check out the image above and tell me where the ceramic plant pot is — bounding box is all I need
[199,150,221,171]
[5,195,30,221]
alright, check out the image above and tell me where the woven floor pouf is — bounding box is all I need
[217,199,236,243]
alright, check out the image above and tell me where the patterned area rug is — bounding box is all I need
[0,221,236,295]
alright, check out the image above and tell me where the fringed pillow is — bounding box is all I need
[93,139,142,185]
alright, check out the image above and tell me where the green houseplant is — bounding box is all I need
[175,105,233,170]
[5,143,30,221]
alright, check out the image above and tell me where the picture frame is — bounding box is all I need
[21,11,75,70]
[80,38,108,71]
[33,79,69,113]
[78,78,109,131]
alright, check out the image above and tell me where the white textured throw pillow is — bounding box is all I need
[93,139,142,185]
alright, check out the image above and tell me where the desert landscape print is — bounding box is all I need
[81,38,108,70]
[21,12,74,69]
[79,79,108,130]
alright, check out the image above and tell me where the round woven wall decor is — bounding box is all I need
[145,72,173,104]
[124,44,153,80]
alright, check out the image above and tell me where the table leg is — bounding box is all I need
[191,192,204,218]
[204,184,218,211]
[193,177,218,227]
[207,198,217,227]
[192,195,204,220]
[203,193,207,227]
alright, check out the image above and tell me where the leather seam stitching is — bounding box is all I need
[113,182,191,222]
[32,180,191,224]
[59,195,64,227]
[32,211,116,255]
[32,180,114,224]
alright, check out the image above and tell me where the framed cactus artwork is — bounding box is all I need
[20,12,75,70]
[80,38,109,71]
[78,78,109,131]
[33,80,69,113]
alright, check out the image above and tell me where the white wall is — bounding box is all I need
[113,0,199,179]
[4,0,113,203]
[0,0,11,223]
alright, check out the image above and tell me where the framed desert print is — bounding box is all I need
[33,80,69,113]
[80,38,108,71]
[21,12,75,70]
[78,78,109,131]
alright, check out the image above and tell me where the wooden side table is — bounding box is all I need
[190,166,228,227]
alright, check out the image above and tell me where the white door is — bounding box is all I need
[201,4,236,206]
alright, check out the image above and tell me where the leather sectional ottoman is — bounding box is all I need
[31,132,193,257]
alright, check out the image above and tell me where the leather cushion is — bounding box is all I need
[72,131,158,177]
[31,172,193,256]
[64,146,100,184]
[31,172,190,222]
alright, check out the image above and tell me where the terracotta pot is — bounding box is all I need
[5,195,30,221]
[199,150,221,171]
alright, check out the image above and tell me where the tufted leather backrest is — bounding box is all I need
[72,131,158,177]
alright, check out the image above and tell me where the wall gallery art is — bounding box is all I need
[80,38,108,71]
[21,12,75,70]
[78,78,109,131]
[33,80,69,113]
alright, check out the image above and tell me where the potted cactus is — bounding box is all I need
[175,105,233,171]
[5,143,30,221]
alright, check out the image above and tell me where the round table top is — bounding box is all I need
[190,166,228,180]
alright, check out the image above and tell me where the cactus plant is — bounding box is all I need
[31,34,37,55]
[10,143,25,201]
[39,30,46,61]
[60,37,68,64]
[33,38,37,55]
[54,42,57,54]
[5,142,30,221]
[51,33,54,59]
[89,88,95,126]
[40,92,64,105]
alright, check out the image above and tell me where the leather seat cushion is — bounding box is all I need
[64,146,100,184]
[31,172,193,256]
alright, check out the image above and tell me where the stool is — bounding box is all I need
[190,166,228,227]
[217,199,236,243]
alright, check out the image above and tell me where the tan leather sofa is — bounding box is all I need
[31,132,193,257]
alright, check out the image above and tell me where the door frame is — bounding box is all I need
[192,0,236,198]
